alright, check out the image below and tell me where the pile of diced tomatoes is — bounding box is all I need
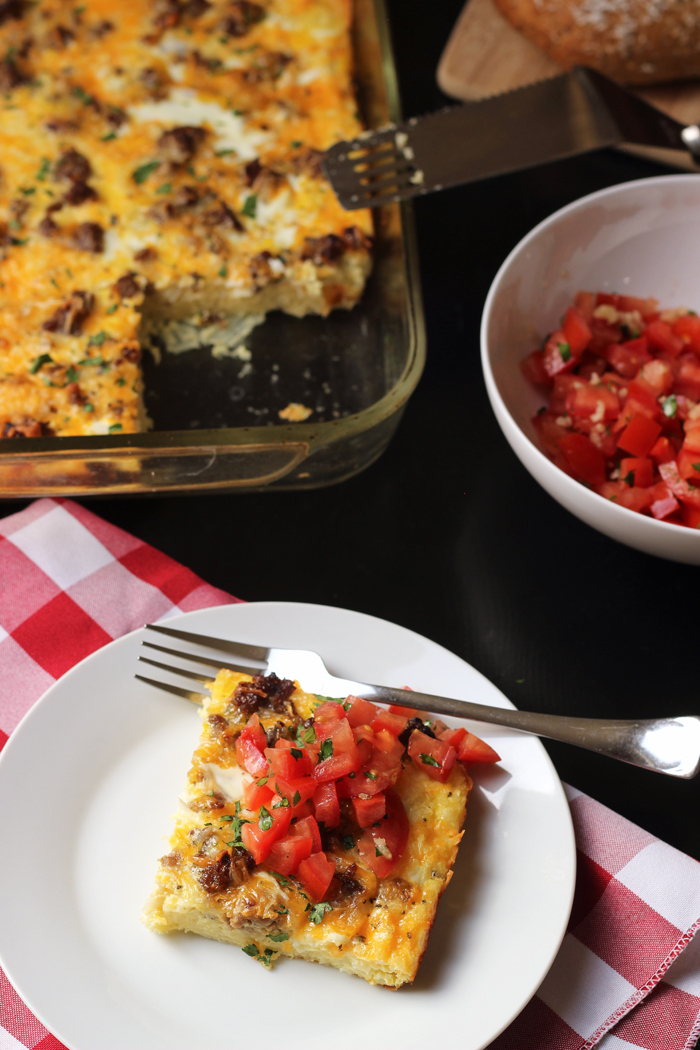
[234,697,499,903]
[521,291,700,528]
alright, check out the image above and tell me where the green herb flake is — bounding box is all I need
[106,304,118,314]
[273,797,290,809]
[72,85,96,107]
[19,186,35,196]
[308,901,332,925]
[132,161,160,185]
[218,263,227,277]
[83,402,94,413]
[622,470,635,487]
[88,331,107,346]
[257,776,269,786]
[101,131,117,142]
[274,905,289,915]
[78,356,105,367]
[558,342,572,363]
[303,725,316,744]
[290,139,303,148]
[259,949,276,967]
[319,738,333,761]
[29,353,53,374]
[235,800,241,816]
[108,423,123,433]
[375,845,382,857]
[271,871,291,887]
[420,753,440,767]
[364,770,378,780]
[342,833,355,850]
[10,236,29,246]
[115,376,126,387]
[292,790,301,806]
[216,148,235,157]
[156,182,172,195]
[290,747,303,760]
[258,804,273,831]
[662,394,677,419]
[693,463,700,473]
[242,944,259,957]
[36,157,50,181]
[241,194,257,219]
[65,366,78,383]
[267,931,289,942]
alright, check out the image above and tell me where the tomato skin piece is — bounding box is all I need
[646,320,685,357]
[456,732,501,764]
[292,815,323,854]
[543,330,576,378]
[388,704,421,718]
[673,315,700,354]
[312,780,340,827]
[265,833,313,876]
[241,804,292,864]
[357,788,409,879]
[243,777,274,811]
[272,775,317,808]
[407,729,457,783]
[235,736,269,778]
[558,432,606,486]
[650,435,676,465]
[619,456,653,488]
[297,851,336,902]
[373,728,405,757]
[438,726,468,750]
[617,413,662,458]
[371,709,407,736]
[605,337,651,378]
[345,696,379,728]
[352,792,387,828]
[562,306,591,354]
[521,349,551,386]
[565,380,619,420]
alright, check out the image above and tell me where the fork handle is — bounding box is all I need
[365,685,700,779]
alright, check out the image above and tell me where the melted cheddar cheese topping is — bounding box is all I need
[0,0,372,437]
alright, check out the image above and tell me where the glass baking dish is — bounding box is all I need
[0,0,425,498]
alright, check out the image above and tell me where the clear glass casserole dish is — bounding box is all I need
[0,0,425,498]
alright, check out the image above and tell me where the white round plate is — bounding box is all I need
[0,602,575,1050]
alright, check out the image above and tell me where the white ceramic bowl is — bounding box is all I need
[481,174,700,565]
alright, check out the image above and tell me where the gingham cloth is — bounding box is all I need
[1,499,699,1050]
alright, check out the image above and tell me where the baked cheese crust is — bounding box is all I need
[0,0,372,438]
[143,670,471,988]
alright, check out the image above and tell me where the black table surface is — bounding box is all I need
[3,0,698,859]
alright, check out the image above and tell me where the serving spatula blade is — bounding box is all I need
[323,67,699,210]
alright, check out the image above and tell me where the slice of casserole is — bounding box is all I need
[142,670,492,988]
[0,0,372,438]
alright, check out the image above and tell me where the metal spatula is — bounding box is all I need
[322,67,700,210]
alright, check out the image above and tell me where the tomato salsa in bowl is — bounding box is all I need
[481,175,700,564]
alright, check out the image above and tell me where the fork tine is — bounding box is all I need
[145,624,269,663]
[138,656,214,684]
[141,641,255,675]
[134,674,207,704]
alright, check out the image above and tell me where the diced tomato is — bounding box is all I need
[562,306,591,354]
[297,851,336,902]
[337,751,403,798]
[646,320,685,357]
[265,833,312,876]
[659,461,700,509]
[388,704,421,718]
[352,724,374,745]
[605,336,651,378]
[357,789,409,879]
[265,745,314,780]
[558,432,606,485]
[532,411,568,457]
[619,456,653,488]
[312,780,340,827]
[352,792,387,828]
[243,776,274,811]
[521,349,551,387]
[291,815,323,854]
[626,379,660,415]
[549,374,584,415]
[617,413,662,457]
[407,729,457,783]
[312,750,361,783]
[683,420,700,453]
[673,314,700,354]
[595,481,653,513]
[681,504,700,528]
[649,481,679,520]
[372,728,405,757]
[543,330,576,378]
[589,319,622,355]
[456,732,501,764]
[674,355,700,400]
[313,701,346,724]
[371,708,407,736]
[565,380,619,420]
[241,802,292,865]
[574,291,595,322]
[618,294,658,319]
[677,449,700,483]
[650,435,676,465]
[595,292,619,308]
[272,775,317,809]
[577,353,608,381]
[235,716,269,777]
[344,696,379,728]
[438,726,468,750]
[637,358,673,396]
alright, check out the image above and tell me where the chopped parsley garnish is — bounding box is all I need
[622,471,635,487]
[29,353,53,374]
[106,304,118,314]
[273,796,290,809]
[72,85,96,106]
[242,944,259,957]
[36,157,50,181]
[19,186,35,196]
[420,753,440,767]
[319,738,333,761]
[292,790,301,806]
[218,263,227,277]
[290,140,303,148]
[259,949,276,967]
[65,366,78,383]
[235,800,241,816]
[257,776,269,786]
[271,872,291,886]
[258,805,273,831]
[693,464,700,473]
[108,423,123,433]
[101,132,117,142]
[241,194,257,218]
[83,403,94,413]
[375,846,382,857]
[290,747,303,760]
[342,833,355,850]
[274,906,289,915]
[364,770,377,780]
[216,149,235,157]
[78,356,105,367]
[662,394,677,419]
[267,931,289,942]
[308,902,332,925]
[156,182,172,195]
[303,725,316,744]
[558,342,572,362]
[88,331,106,346]
[132,161,160,185]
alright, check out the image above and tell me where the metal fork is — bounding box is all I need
[135,623,700,779]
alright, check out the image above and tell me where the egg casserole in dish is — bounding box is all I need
[143,670,504,987]
[0,0,372,439]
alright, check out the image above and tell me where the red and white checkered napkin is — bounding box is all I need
[1,498,699,1050]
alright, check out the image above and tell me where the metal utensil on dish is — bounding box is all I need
[322,66,700,210]
[135,623,700,779]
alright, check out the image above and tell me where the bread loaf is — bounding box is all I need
[492,0,700,84]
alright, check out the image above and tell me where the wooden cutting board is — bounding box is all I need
[436,0,700,172]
